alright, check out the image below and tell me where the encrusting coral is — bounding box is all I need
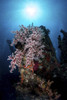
[7,24,61,100]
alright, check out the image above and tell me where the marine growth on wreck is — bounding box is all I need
[7,24,61,100]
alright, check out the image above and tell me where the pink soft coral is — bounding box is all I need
[7,24,45,73]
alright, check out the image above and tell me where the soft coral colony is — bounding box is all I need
[7,24,45,73]
[7,24,61,100]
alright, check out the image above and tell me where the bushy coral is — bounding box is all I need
[7,24,45,73]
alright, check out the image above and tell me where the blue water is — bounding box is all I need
[0,0,67,100]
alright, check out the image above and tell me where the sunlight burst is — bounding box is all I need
[25,7,37,17]
[22,2,42,20]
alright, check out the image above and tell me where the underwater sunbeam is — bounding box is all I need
[22,2,42,21]
[25,7,37,17]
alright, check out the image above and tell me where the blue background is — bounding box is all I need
[0,0,67,99]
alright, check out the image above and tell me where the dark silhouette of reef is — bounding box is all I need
[57,29,67,79]
[58,29,67,64]
[57,29,67,100]
[40,25,56,58]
